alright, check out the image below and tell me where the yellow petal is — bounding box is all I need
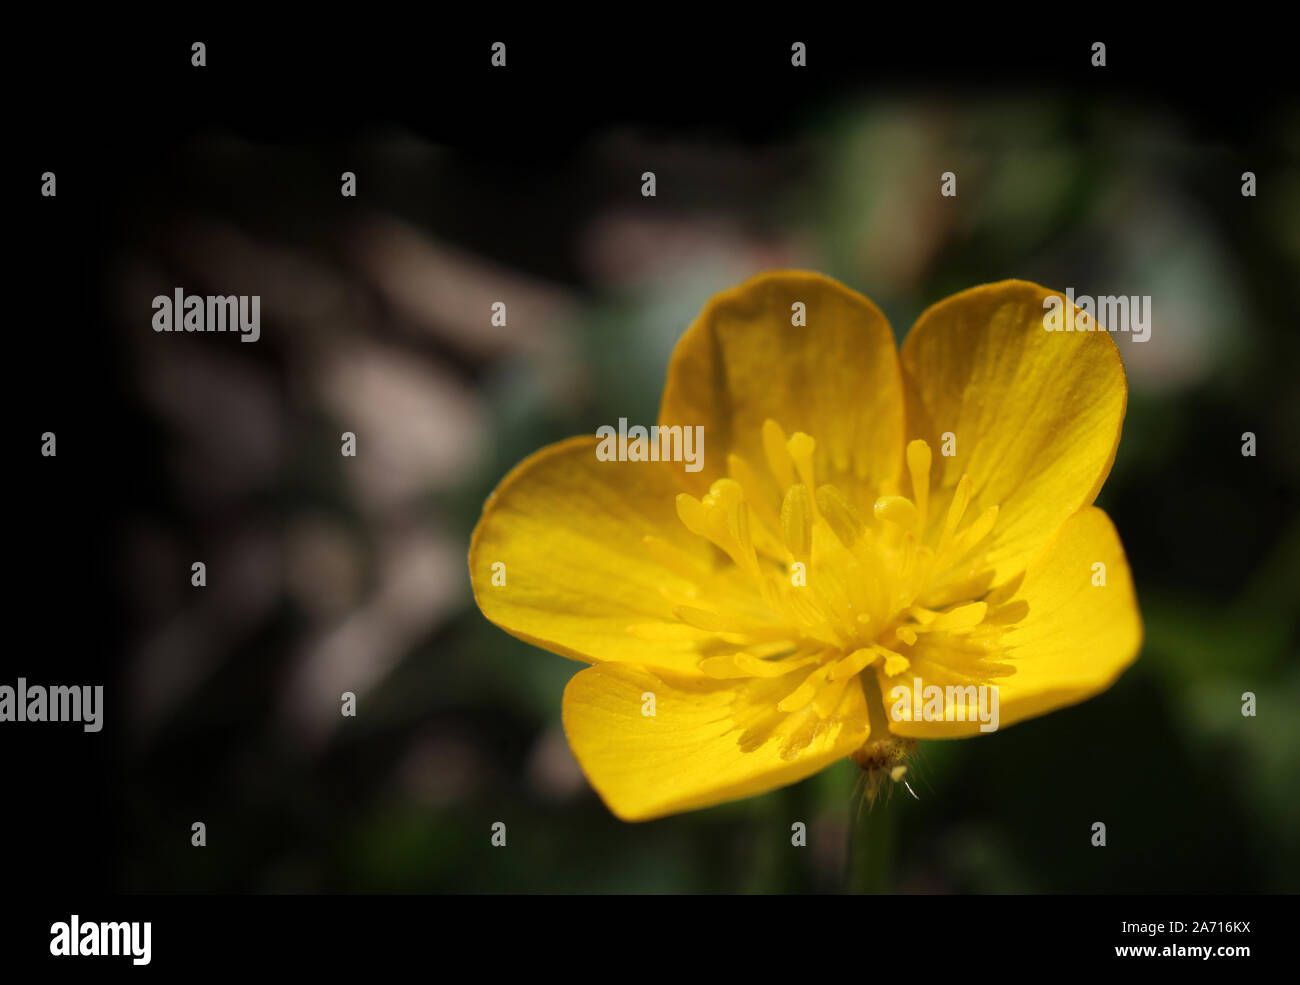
[901,280,1128,583]
[659,271,905,500]
[563,662,870,820]
[887,507,1142,738]
[469,435,743,675]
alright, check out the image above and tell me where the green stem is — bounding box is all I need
[846,674,912,892]
[847,774,900,892]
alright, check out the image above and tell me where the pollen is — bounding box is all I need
[647,421,1023,762]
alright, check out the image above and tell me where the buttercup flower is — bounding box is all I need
[470,273,1142,820]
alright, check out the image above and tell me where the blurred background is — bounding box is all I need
[54,47,1299,892]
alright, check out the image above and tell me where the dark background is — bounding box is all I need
[9,29,1297,893]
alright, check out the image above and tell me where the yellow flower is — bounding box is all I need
[469,272,1142,821]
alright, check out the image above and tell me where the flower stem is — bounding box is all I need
[847,772,900,892]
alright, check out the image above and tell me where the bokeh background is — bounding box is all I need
[51,46,1299,893]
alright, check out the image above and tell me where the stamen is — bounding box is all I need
[828,647,876,682]
[924,600,988,633]
[873,495,918,530]
[785,432,819,513]
[906,605,939,626]
[674,492,708,539]
[762,419,795,488]
[780,484,814,560]
[906,439,931,534]
[951,504,998,559]
[727,453,783,554]
[935,473,973,560]
[777,665,830,713]
[649,421,1022,762]
[699,650,818,679]
[815,484,864,547]
[881,650,911,676]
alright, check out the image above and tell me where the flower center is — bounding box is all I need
[639,420,1024,762]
